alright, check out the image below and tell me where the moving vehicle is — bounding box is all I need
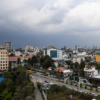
[44,80,50,83]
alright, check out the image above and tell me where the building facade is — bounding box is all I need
[96,55,100,62]
[72,56,85,64]
[47,49,62,58]
[4,41,12,51]
[0,48,9,71]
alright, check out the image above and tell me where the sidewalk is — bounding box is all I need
[32,79,43,100]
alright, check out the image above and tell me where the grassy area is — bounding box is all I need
[47,84,99,100]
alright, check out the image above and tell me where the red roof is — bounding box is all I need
[24,56,32,58]
[9,56,22,61]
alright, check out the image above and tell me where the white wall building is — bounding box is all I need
[72,56,85,64]
[84,65,98,77]
[15,51,21,56]
[63,70,73,78]
[34,47,39,52]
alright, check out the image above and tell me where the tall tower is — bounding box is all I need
[4,41,12,51]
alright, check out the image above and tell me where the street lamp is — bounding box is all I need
[77,84,78,95]
[42,83,50,100]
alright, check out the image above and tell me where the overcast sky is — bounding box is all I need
[0,0,100,48]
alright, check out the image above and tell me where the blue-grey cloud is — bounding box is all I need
[0,0,100,48]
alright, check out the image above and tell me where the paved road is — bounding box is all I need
[30,74,100,96]
[31,78,43,100]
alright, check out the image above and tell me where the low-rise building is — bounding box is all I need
[84,65,98,77]
[72,56,85,64]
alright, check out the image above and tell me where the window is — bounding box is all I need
[1,61,2,63]
[3,67,5,69]
[6,67,7,69]
[1,67,2,69]
[3,61,5,63]
[1,64,2,66]
[1,58,2,60]
[6,64,7,66]
[1,55,2,57]
[3,64,5,66]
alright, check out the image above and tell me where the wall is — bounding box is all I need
[96,55,100,62]
[72,57,85,64]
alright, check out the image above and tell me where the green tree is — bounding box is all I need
[3,71,11,79]
[24,59,28,63]
[90,85,93,90]
[43,55,55,69]
[17,58,21,64]
[0,80,6,93]
[6,79,14,92]
[80,83,82,88]
[4,92,12,100]
[8,61,12,72]
[79,59,85,77]
[0,88,9,100]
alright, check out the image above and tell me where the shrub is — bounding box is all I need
[90,86,92,90]
[37,82,41,89]
[80,84,82,88]
[75,84,77,87]
[30,94,35,98]
[70,82,72,85]
[85,86,87,89]
[66,81,68,84]
[95,88,98,92]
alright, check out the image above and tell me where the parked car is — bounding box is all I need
[92,84,97,88]
[44,74,48,76]
[60,79,64,82]
[30,76,34,79]
[31,76,34,79]
[98,87,100,89]
[53,76,56,78]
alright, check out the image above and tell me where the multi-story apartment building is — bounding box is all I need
[0,48,9,71]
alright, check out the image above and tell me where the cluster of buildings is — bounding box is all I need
[1,42,100,83]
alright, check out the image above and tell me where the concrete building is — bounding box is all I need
[15,51,21,56]
[4,41,12,51]
[0,48,9,71]
[47,49,62,58]
[26,45,34,51]
[34,47,39,52]
[84,65,98,77]
[72,56,85,64]
[0,45,4,48]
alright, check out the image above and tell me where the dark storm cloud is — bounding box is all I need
[0,0,100,48]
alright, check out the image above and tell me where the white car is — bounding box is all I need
[98,87,100,89]
[30,76,34,79]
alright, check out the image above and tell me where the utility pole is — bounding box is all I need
[46,88,47,100]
